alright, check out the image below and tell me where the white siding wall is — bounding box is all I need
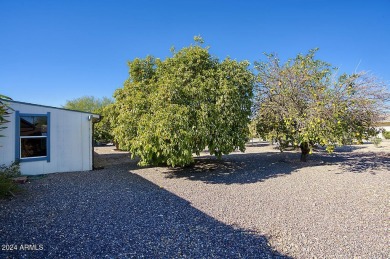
[0,101,95,175]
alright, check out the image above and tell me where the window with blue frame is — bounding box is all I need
[16,112,50,162]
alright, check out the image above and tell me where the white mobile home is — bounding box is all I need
[0,99,100,175]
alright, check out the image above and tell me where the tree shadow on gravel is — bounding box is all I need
[320,151,390,174]
[165,152,313,184]
[165,149,389,184]
[93,145,389,185]
[246,141,271,148]
[0,166,291,258]
[315,145,366,153]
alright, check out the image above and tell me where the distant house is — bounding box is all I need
[376,115,390,139]
[0,99,100,175]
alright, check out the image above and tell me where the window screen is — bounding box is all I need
[19,115,48,159]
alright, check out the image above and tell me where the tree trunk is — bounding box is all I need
[300,142,310,162]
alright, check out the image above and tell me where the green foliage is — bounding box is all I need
[94,108,113,144]
[112,40,254,166]
[382,130,390,139]
[248,120,258,140]
[63,96,113,112]
[0,161,20,178]
[93,104,115,144]
[253,49,389,160]
[0,94,12,138]
[370,136,382,147]
[0,162,21,198]
[63,96,114,143]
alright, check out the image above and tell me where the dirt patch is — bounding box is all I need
[93,145,135,168]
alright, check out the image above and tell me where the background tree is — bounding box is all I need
[253,49,389,161]
[248,119,258,145]
[112,38,254,166]
[63,95,113,112]
[63,96,114,143]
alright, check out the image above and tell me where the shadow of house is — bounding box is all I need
[0,165,290,258]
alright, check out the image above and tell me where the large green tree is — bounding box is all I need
[63,96,114,143]
[253,49,389,161]
[112,39,254,166]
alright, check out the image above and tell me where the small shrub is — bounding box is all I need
[0,161,20,178]
[0,162,21,198]
[371,137,382,147]
[382,130,390,139]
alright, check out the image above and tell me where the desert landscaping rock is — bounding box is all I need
[1,140,389,258]
[0,164,286,258]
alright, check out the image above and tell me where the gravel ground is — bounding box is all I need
[0,159,286,258]
[1,140,389,258]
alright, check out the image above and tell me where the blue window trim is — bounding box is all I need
[15,112,51,163]
[15,111,19,161]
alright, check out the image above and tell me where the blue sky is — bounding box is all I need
[1,0,389,107]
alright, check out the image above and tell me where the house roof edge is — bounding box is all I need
[0,98,101,117]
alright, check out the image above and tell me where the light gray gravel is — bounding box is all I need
[0,162,287,258]
[130,141,390,258]
[1,141,389,258]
